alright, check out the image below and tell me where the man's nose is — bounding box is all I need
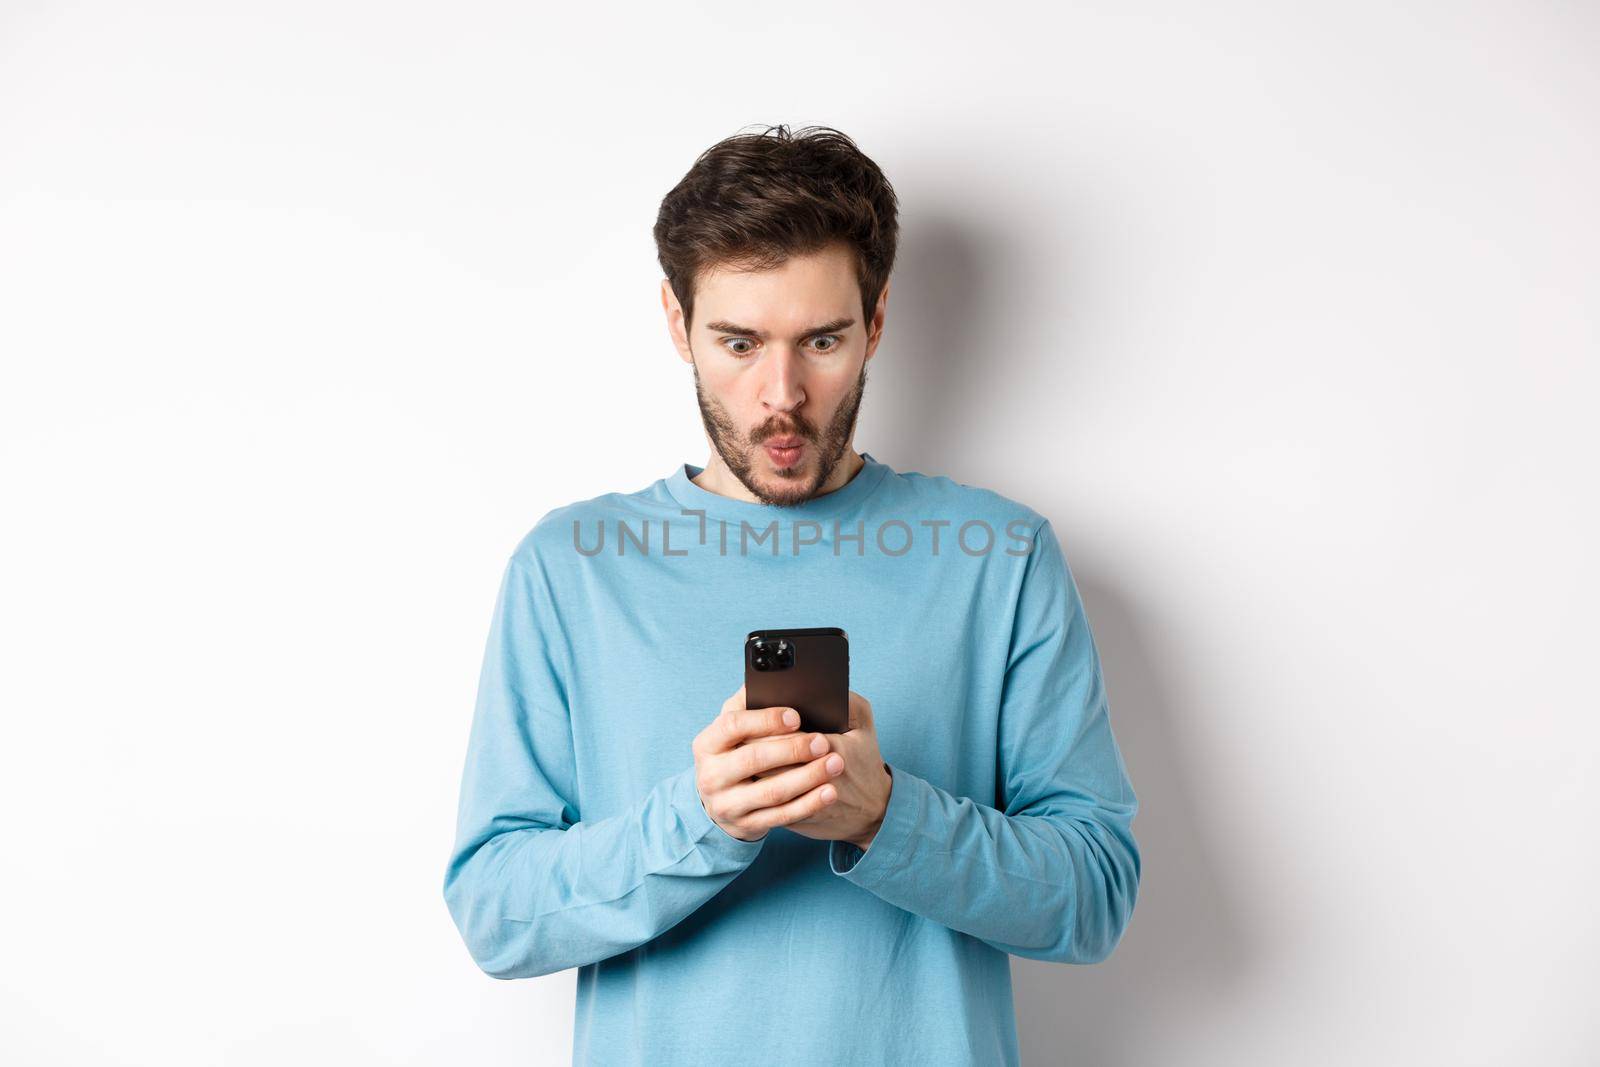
[759,345,807,413]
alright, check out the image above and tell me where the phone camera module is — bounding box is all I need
[751,637,794,672]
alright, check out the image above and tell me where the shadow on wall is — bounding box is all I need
[863,210,999,477]
[1013,566,1254,1066]
[875,210,1254,1061]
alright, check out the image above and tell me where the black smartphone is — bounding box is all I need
[745,627,850,734]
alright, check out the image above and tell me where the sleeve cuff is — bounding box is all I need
[828,763,921,886]
[670,763,766,860]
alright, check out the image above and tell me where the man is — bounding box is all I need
[443,124,1141,1065]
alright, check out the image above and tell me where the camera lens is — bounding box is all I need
[753,654,771,671]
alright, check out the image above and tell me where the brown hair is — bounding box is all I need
[653,124,900,334]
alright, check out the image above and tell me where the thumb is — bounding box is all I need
[847,690,873,732]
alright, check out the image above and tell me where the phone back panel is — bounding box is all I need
[745,627,850,733]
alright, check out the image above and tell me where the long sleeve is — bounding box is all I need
[828,519,1141,964]
[443,551,765,980]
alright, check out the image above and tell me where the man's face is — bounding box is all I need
[664,241,887,507]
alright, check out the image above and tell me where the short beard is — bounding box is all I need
[691,358,868,507]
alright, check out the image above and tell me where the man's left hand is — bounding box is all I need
[780,690,892,850]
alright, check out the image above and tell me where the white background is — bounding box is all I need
[2,2,1595,1064]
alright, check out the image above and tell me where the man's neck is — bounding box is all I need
[692,448,866,504]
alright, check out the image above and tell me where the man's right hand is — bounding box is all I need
[692,684,846,842]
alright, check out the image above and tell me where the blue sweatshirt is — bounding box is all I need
[443,453,1140,1065]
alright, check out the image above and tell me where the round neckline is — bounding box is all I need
[665,451,890,523]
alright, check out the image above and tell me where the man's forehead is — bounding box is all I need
[694,260,858,332]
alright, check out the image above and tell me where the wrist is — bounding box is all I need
[852,763,892,851]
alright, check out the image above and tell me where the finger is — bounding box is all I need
[741,775,844,833]
[708,731,829,791]
[723,705,802,750]
[698,703,799,755]
[721,685,747,715]
[719,751,845,819]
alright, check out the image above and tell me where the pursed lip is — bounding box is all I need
[763,435,806,449]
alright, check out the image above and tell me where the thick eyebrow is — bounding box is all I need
[703,317,856,340]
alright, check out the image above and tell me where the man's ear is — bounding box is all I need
[661,278,694,365]
[864,280,890,361]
